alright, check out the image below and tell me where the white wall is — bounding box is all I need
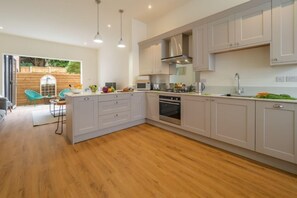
[130,19,147,86]
[0,33,98,94]
[201,46,297,87]
[147,0,249,37]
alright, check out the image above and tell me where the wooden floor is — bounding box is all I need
[1,106,297,198]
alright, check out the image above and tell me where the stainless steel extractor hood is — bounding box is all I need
[161,34,192,65]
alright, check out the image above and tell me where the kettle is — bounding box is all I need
[196,82,205,94]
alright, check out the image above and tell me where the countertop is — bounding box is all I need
[65,90,297,104]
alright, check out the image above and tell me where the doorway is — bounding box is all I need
[3,55,17,108]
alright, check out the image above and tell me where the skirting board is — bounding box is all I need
[146,119,297,175]
[72,119,145,144]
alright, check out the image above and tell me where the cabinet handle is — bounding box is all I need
[273,104,284,109]
[84,97,89,101]
[115,101,118,104]
[229,43,233,47]
[210,99,215,102]
[115,95,118,98]
[272,58,278,62]
[131,94,134,96]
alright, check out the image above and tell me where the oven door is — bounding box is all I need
[159,100,181,125]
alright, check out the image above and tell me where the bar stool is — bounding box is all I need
[55,100,66,135]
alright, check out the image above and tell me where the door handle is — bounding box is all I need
[273,104,284,109]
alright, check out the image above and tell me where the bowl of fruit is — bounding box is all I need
[102,86,115,93]
[70,84,83,94]
[89,85,98,93]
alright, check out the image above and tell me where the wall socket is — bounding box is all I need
[275,76,297,82]
[286,76,297,82]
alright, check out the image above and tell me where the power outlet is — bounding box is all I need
[275,76,285,82]
[286,76,297,82]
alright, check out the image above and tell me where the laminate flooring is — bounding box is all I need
[1,106,297,198]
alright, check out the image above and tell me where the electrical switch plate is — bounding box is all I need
[275,76,285,82]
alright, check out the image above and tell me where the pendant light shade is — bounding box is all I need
[117,9,126,48]
[94,0,103,43]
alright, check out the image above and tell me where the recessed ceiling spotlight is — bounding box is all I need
[107,24,111,28]
[0,26,3,30]
[83,42,87,45]
[148,4,152,9]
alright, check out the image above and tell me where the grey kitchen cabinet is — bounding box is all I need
[72,96,98,135]
[146,92,159,121]
[271,0,297,65]
[192,24,215,71]
[210,98,256,150]
[181,96,211,137]
[139,42,169,75]
[256,101,297,163]
[208,2,271,53]
[130,92,146,121]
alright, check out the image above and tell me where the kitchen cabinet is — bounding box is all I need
[73,96,98,135]
[208,2,271,53]
[256,101,297,163]
[192,24,215,71]
[139,43,169,75]
[271,0,297,65]
[181,96,211,137]
[98,93,131,130]
[131,92,146,121]
[210,98,255,150]
[146,92,159,121]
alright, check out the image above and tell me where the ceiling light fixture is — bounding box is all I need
[0,26,3,30]
[117,9,126,48]
[94,0,103,43]
[148,4,152,9]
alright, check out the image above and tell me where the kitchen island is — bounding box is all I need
[65,91,146,144]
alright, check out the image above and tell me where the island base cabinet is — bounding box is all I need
[73,96,98,136]
[99,111,131,130]
[256,101,297,164]
[210,98,255,150]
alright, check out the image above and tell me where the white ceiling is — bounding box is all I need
[0,0,192,48]
[0,0,249,49]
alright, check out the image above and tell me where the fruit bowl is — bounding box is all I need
[71,88,82,94]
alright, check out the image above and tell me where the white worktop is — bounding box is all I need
[65,90,297,104]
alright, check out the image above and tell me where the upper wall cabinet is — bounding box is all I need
[139,42,169,75]
[192,24,215,71]
[271,0,297,65]
[208,2,271,53]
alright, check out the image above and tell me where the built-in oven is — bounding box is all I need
[159,95,181,125]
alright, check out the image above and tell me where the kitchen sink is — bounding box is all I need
[223,94,255,98]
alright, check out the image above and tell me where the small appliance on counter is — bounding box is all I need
[136,76,151,91]
[105,82,116,89]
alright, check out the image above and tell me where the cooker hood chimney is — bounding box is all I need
[161,34,192,65]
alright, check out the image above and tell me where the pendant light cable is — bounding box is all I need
[94,0,103,43]
[117,9,125,48]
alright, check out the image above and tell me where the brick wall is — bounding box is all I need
[17,73,80,105]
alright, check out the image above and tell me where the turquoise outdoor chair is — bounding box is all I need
[58,88,71,99]
[24,89,44,105]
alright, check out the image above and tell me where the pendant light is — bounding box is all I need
[117,9,126,48]
[94,0,103,43]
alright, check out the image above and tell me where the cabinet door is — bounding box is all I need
[181,96,211,137]
[210,98,255,150]
[153,43,169,74]
[131,92,146,121]
[271,0,297,65]
[208,15,235,52]
[235,2,271,47]
[256,101,297,163]
[139,45,154,75]
[146,93,159,121]
[193,25,214,71]
[73,96,98,135]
